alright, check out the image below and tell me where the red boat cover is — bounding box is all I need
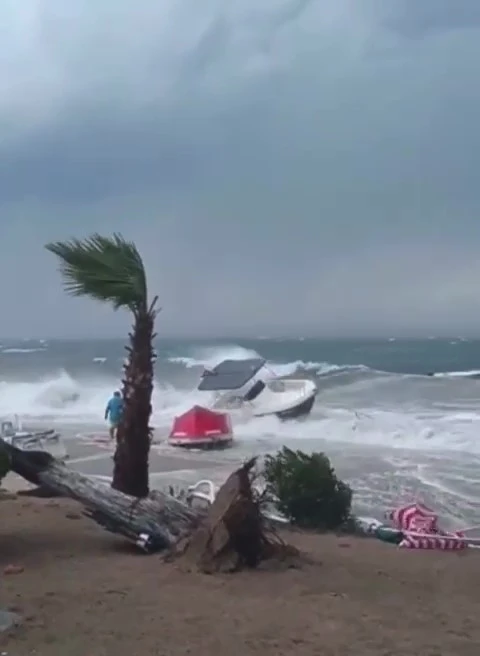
[169,405,231,441]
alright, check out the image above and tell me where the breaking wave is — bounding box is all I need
[167,343,336,377]
[0,342,480,457]
[3,340,480,523]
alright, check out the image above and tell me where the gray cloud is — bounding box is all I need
[0,1,480,338]
[377,0,480,37]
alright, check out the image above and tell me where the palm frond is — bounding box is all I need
[45,233,151,313]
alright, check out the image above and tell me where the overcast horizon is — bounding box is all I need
[2,1,480,338]
[2,333,480,342]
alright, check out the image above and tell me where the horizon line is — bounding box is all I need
[0,335,478,342]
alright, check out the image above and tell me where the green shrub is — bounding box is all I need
[263,446,352,531]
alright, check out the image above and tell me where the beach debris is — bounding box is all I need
[0,610,21,633]
[173,458,300,573]
[386,502,476,550]
[65,511,82,520]
[1,438,299,570]
[3,564,24,576]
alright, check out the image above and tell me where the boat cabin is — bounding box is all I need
[198,358,268,403]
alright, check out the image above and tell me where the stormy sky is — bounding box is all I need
[1,0,480,338]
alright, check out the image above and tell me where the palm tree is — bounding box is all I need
[45,234,159,498]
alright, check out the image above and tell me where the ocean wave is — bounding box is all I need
[1,343,480,458]
[166,343,355,377]
[0,369,204,427]
[433,369,480,379]
[1,348,46,354]
[2,339,480,525]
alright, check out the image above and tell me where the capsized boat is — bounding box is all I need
[0,417,67,460]
[198,358,317,421]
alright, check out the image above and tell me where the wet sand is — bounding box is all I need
[1,496,479,656]
[18,421,480,527]
[7,429,240,493]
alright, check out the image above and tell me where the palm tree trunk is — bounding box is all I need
[112,311,155,497]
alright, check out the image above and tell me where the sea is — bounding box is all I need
[2,336,480,528]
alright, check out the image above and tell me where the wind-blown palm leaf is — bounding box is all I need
[45,233,152,313]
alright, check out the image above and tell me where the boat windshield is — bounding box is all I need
[198,358,266,391]
[243,380,266,402]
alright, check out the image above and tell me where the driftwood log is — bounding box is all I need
[0,440,296,571]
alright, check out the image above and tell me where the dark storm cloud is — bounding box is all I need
[378,0,480,37]
[1,0,480,338]
[0,112,205,202]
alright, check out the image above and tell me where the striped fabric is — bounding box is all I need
[400,535,466,550]
[387,502,467,551]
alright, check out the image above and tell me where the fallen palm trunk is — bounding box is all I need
[0,439,202,552]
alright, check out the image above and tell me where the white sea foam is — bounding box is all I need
[3,341,480,522]
[167,343,341,376]
[1,342,480,460]
[2,348,46,354]
[434,369,480,378]
[0,369,205,428]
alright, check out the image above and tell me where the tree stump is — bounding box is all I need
[176,458,299,573]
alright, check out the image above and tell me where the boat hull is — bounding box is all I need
[168,435,233,450]
[276,391,317,420]
[254,390,317,421]
[168,404,233,450]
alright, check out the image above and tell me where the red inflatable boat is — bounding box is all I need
[168,405,233,449]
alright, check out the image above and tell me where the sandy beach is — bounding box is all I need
[1,494,479,656]
[2,431,480,655]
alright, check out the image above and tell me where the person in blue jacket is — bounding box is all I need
[105,390,124,440]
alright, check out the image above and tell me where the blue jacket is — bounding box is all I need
[105,396,123,423]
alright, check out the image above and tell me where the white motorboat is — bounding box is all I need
[0,417,67,460]
[197,358,317,420]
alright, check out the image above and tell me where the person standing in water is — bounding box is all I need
[105,390,124,440]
